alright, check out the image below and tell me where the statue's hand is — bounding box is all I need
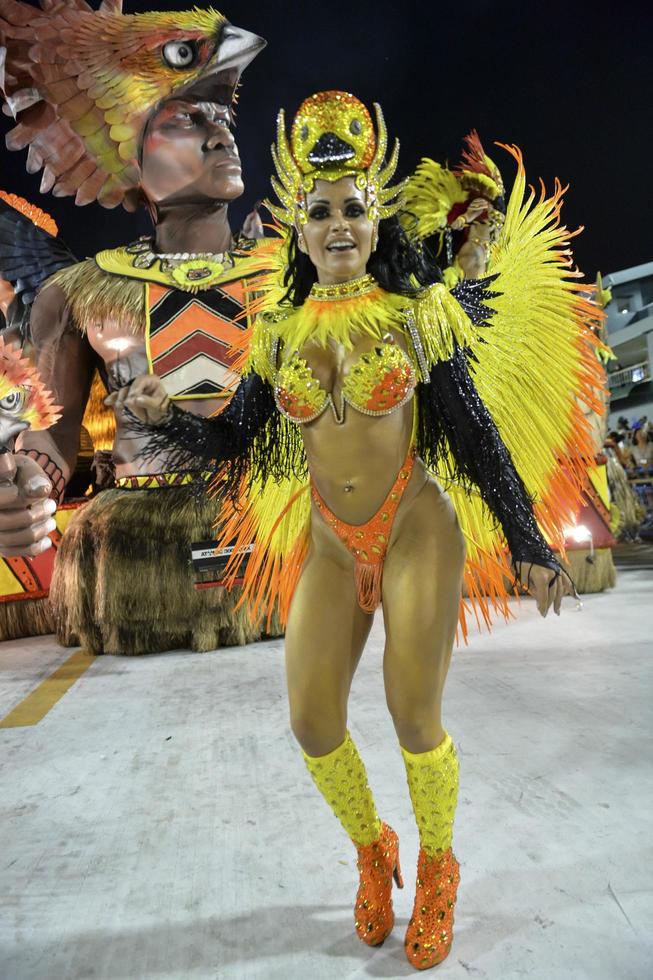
[105,375,171,426]
[0,453,57,557]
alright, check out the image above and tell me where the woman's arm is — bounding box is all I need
[118,371,277,474]
[417,347,573,611]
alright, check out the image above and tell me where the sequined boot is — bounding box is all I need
[355,821,404,946]
[405,847,460,969]
[303,732,401,945]
[401,733,460,970]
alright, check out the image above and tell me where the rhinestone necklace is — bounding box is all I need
[308,273,378,302]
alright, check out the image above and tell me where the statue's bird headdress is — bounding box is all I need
[404,130,506,245]
[0,0,265,210]
[267,91,405,232]
[0,336,61,447]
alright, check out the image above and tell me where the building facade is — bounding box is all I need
[603,261,653,428]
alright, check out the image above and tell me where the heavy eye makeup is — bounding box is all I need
[307,199,366,221]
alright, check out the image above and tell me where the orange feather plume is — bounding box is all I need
[0,191,58,236]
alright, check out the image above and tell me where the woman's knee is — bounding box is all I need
[290,709,347,757]
[391,713,445,754]
[385,693,444,754]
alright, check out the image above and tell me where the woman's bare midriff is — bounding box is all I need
[303,395,448,567]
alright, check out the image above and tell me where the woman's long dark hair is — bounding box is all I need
[282,214,443,307]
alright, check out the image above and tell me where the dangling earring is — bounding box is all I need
[371,219,379,253]
[297,230,306,252]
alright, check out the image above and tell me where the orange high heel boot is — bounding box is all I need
[354,822,404,946]
[404,847,460,970]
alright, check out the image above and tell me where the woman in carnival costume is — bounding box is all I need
[121,92,604,968]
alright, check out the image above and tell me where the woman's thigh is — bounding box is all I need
[285,547,373,754]
[381,481,465,748]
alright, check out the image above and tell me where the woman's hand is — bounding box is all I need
[513,560,577,617]
[104,375,171,426]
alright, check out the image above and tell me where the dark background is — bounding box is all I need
[1,0,650,279]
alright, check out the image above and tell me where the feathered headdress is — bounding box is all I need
[405,130,506,246]
[267,91,405,230]
[0,0,264,210]
[0,337,62,441]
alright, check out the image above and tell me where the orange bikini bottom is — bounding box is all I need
[311,450,415,614]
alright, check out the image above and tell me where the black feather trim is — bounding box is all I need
[126,373,307,503]
[416,346,559,575]
[451,274,500,327]
[0,200,77,339]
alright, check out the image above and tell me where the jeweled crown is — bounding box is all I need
[267,90,406,228]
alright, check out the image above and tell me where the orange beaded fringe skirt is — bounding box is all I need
[311,450,415,613]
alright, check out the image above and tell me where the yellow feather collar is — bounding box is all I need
[247,277,476,383]
[275,278,409,354]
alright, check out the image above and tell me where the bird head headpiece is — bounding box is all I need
[0,0,266,210]
[0,338,62,448]
[267,91,405,242]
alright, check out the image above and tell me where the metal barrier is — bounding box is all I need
[608,360,650,389]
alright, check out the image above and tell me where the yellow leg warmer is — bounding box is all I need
[401,732,459,857]
[303,731,382,846]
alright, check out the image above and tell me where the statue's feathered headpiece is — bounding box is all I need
[404,130,506,244]
[0,337,62,444]
[267,91,405,229]
[0,0,265,210]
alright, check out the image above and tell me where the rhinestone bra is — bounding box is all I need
[274,340,417,425]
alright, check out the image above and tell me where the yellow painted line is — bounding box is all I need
[0,649,96,728]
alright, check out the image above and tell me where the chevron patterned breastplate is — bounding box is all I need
[147,279,248,400]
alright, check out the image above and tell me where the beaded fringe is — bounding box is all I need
[354,560,383,614]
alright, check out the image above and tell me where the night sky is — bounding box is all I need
[1,0,649,279]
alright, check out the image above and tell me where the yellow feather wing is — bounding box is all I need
[463,144,607,555]
[213,468,311,631]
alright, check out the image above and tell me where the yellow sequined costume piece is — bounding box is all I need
[303,731,381,846]
[275,358,329,422]
[267,91,405,228]
[275,344,416,424]
[341,344,416,415]
[303,732,404,947]
[401,733,459,857]
[401,733,461,971]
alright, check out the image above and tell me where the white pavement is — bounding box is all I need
[0,569,651,980]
